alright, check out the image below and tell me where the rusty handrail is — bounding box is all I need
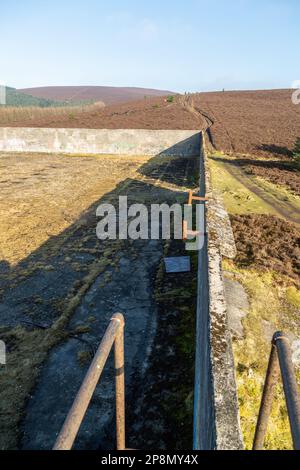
[53,313,125,451]
[253,332,300,450]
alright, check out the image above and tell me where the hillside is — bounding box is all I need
[0,96,206,130]
[190,89,300,158]
[18,86,174,106]
[1,87,94,108]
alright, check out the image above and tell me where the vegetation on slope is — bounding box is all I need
[0,102,105,126]
[293,137,300,162]
[1,87,94,108]
[0,93,207,129]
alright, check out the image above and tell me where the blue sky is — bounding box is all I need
[1,0,299,92]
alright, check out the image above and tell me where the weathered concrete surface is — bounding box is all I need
[223,276,249,339]
[21,243,161,450]
[194,134,243,450]
[0,128,201,156]
[204,158,236,260]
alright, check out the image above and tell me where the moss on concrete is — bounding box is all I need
[77,350,93,367]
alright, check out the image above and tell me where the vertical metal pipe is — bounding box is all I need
[273,332,300,450]
[114,316,126,450]
[253,343,280,450]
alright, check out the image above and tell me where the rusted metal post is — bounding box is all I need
[114,318,125,450]
[187,190,208,206]
[273,332,300,450]
[53,313,125,450]
[191,195,208,202]
[253,341,280,450]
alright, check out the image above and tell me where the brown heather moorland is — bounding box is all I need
[191,89,300,158]
[0,96,206,130]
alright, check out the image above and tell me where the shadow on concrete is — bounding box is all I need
[138,154,198,189]
[157,134,201,158]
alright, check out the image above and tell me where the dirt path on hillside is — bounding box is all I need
[220,159,300,225]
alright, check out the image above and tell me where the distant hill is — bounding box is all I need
[18,86,175,106]
[2,87,95,108]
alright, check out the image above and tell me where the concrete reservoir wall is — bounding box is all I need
[0,128,201,156]
[193,133,243,450]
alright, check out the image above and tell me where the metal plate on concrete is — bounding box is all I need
[164,256,191,273]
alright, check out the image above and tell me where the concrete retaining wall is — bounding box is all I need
[193,133,243,450]
[0,128,201,156]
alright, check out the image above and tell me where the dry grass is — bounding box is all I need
[0,102,105,126]
[0,152,150,265]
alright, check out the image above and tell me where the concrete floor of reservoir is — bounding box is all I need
[0,152,197,450]
[21,240,161,450]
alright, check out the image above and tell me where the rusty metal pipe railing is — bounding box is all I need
[275,332,300,449]
[253,332,300,450]
[53,313,125,451]
[252,339,280,449]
